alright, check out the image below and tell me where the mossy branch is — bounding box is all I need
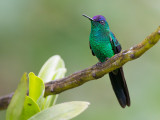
[0,26,160,110]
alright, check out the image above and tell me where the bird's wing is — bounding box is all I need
[89,41,95,56]
[109,31,122,54]
[109,32,130,108]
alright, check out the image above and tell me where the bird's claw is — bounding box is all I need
[96,62,102,66]
[105,57,109,61]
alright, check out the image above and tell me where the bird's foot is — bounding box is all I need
[95,62,102,66]
[105,57,109,61]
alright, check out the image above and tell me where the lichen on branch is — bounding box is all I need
[0,26,160,110]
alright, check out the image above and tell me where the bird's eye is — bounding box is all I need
[100,20,105,25]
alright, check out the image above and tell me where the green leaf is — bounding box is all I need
[6,73,28,120]
[20,96,40,120]
[28,72,45,109]
[38,55,66,109]
[28,101,90,120]
[38,55,66,83]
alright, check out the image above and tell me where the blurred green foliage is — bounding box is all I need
[0,0,160,120]
[6,57,89,120]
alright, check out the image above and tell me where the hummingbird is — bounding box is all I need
[83,14,130,108]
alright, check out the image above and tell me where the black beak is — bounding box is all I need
[82,14,94,21]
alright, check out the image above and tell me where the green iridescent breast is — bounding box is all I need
[89,31,115,62]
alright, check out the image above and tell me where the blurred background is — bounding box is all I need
[0,0,160,119]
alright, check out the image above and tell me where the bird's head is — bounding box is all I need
[82,14,109,31]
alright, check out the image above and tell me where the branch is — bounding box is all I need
[0,26,160,110]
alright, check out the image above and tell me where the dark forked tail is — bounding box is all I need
[109,67,130,108]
